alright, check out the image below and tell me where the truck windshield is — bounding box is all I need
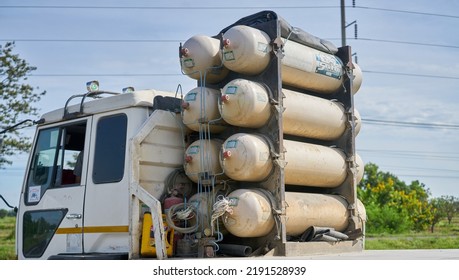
[26,122,86,204]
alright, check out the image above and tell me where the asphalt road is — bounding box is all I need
[301,249,459,260]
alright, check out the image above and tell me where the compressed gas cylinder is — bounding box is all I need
[221,133,363,188]
[352,63,363,94]
[184,139,224,183]
[189,191,228,236]
[220,134,273,182]
[180,35,229,84]
[182,87,226,133]
[222,25,362,94]
[222,189,366,237]
[221,25,271,76]
[219,79,271,128]
[220,79,361,140]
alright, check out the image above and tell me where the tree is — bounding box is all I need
[358,162,433,233]
[429,198,447,233]
[0,42,46,167]
[0,209,7,219]
[440,195,458,224]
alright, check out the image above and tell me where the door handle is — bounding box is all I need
[66,213,82,219]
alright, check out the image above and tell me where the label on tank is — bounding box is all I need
[187,145,199,154]
[223,51,235,61]
[225,86,238,94]
[315,54,342,80]
[225,140,238,148]
[183,58,195,68]
[185,92,197,101]
[227,197,239,206]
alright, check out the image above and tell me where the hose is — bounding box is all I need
[218,244,253,257]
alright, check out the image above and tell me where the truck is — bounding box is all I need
[15,10,366,260]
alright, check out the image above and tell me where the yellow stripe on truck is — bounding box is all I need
[56,225,129,234]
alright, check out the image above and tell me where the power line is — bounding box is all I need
[354,5,459,19]
[377,164,459,179]
[362,118,459,129]
[1,4,458,19]
[347,38,459,49]
[359,148,459,156]
[358,149,459,161]
[363,70,459,80]
[365,155,459,162]
[0,5,340,10]
[30,73,183,77]
[4,37,459,50]
[0,39,183,43]
[396,174,459,179]
[27,71,459,80]
[379,165,459,174]
[360,154,459,162]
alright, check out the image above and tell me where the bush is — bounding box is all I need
[0,209,8,219]
[366,203,413,234]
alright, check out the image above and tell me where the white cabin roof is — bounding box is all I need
[40,89,177,124]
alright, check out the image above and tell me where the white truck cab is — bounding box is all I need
[17,86,184,259]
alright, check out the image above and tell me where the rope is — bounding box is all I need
[165,203,199,234]
[211,195,233,232]
[175,205,195,220]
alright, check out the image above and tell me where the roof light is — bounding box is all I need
[122,87,135,94]
[86,80,99,92]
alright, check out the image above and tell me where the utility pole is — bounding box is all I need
[341,0,346,47]
[341,0,358,63]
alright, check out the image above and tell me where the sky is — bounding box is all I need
[1,0,458,209]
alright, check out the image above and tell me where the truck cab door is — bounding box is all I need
[82,113,130,256]
[17,118,92,259]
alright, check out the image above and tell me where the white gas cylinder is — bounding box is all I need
[184,139,224,183]
[182,87,226,133]
[221,133,362,188]
[220,79,361,140]
[221,25,271,76]
[180,35,229,84]
[222,25,363,94]
[222,189,366,237]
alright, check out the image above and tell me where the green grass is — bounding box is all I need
[0,216,17,260]
[365,217,459,250]
[365,236,459,250]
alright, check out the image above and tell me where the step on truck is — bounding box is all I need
[16,10,366,260]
